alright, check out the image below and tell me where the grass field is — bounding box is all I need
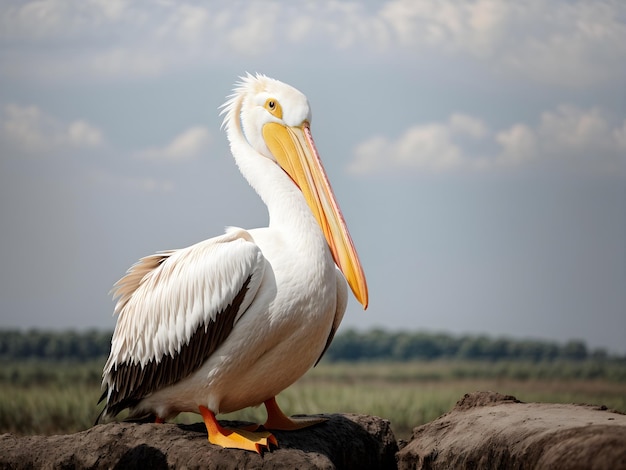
[1,359,625,440]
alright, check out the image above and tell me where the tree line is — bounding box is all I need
[0,328,622,363]
[0,329,111,361]
[324,329,621,363]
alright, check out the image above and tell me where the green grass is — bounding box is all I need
[1,359,625,440]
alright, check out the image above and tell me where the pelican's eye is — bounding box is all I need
[264,98,283,119]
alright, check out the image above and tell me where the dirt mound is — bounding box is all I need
[0,413,398,469]
[3,392,626,469]
[398,391,626,470]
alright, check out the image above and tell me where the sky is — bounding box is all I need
[1,0,625,354]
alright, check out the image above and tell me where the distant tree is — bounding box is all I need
[590,348,609,361]
[457,335,492,360]
[325,329,363,361]
[432,333,459,358]
[0,329,113,361]
[482,338,509,360]
[392,332,442,360]
[518,340,549,362]
[362,328,394,360]
[561,340,588,361]
[0,328,619,363]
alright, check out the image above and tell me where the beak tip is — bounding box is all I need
[356,290,368,310]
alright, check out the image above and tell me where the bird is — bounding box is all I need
[97,73,368,453]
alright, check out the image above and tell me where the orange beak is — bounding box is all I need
[262,121,368,309]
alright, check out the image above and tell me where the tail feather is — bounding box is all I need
[94,388,108,425]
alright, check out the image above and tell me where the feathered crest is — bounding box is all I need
[219,72,290,132]
[220,72,266,131]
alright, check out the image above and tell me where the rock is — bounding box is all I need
[0,413,398,470]
[4,392,626,469]
[397,391,626,470]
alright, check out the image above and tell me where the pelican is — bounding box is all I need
[97,73,368,453]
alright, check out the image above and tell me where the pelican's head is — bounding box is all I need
[222,73,368,309]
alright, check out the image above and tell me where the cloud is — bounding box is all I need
[136,126,212,162]
[495,124,536,167]
[225,3,281,56]
[379,0,626,87]
[498,105,626,173]
[67,120,104,147]
[498,2,626,87]
[449,113,489,139]
[1,103,103,154]
[349,113,487,174]
[1,0,623,87]
[349,105,626,176]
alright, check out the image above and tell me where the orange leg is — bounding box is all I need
[199,405,277,454]
[263,396,328,431]
[154,416,165,424]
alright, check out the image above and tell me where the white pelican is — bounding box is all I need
[97,73,368,453]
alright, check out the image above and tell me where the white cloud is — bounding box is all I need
[380,0,626,87]
[499,1,626,86]
[380,0,508,56]
[226,3,280,56]
[1,103,103,153]
[136,126,212,162]
[502,106,626,173]
[350,105,626,176]
[349,114,486,174]
[449,113,489,139]
[1,0,623,87]
[88,47,166,79]
[67,120,103,147]
[495,124,537,167]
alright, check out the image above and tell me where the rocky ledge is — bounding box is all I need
[2,392,626,469]
[397,391,626,470]
[0,413,398,469]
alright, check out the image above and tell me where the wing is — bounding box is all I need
[98,228,265,419]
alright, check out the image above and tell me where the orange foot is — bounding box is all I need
[263,396,328,431]
[199,406,277,454]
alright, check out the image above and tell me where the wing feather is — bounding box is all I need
[98,229,264,419]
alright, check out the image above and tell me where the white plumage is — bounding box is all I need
[98,74,367,453]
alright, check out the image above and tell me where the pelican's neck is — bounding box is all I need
[221,93,331,261]
[233,142,321,237]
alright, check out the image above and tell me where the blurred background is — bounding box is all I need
[0,0,625,438]
[1,0,625,353]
